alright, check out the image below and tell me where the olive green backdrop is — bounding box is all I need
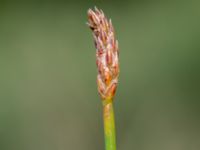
[0,0,200,150]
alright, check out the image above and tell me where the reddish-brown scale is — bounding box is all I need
[104,70,112,86]
[97,48,103,56]
[106,83,117,98]
[98,62,104,75]
[106,50,113,66]
[113,63,119,76]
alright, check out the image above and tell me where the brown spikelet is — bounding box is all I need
[87,7,119,100]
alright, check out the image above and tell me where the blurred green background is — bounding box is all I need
[0,0,200,150]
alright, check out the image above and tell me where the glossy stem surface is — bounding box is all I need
[103,99,116,150]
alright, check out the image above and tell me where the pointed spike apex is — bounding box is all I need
[87,8,92,13]
[100,9,104,16]
[109,19,112,25]
[94,6,98,11]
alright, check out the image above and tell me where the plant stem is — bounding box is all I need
[103,99,116,150]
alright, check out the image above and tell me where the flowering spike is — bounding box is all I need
[87,7,119,101]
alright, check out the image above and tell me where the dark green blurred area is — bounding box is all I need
[0,1,200,150]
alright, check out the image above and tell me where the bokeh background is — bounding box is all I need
[0,0,200,150]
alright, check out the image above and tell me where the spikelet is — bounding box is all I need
[87,7,119,101]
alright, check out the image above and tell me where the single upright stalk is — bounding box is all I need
[87,7,119,150]
[103,99,116,150]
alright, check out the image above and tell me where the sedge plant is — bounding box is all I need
[87,7,119,150]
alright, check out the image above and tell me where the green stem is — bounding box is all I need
[103,99,116,150]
